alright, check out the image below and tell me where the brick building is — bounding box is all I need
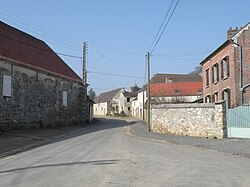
[200,23,250,108]
[0,21,85,129]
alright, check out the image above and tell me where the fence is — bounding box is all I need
[227,106,250,138]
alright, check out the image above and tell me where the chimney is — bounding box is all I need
[227,26,239,39]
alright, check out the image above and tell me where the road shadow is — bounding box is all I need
[0,159,120,174]
[0,117,140,158]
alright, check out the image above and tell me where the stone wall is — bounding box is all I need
[0,59,83,129]
[151,102,227,138]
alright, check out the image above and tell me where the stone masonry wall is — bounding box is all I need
[151,102,227,138]
[0,59,83,129]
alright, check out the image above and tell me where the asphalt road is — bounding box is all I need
[0,117,250,187]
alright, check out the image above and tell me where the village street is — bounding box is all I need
[0,117,250,187]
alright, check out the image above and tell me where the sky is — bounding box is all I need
[0,0,250,95]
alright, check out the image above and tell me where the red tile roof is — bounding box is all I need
[0,21,82,83]
[150,82,203,97]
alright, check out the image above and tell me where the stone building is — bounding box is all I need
[0,21,84,129]
[94,87,137,116]
[94,88,123,116]
[200,23,250,108]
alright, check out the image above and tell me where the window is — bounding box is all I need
[3,75,12,98]
[63,91,68,107]
[127,97,130,102]
[197,88,202,95]
[222,88,231,108]
[205,69,209,87]
[205,95,211,103]
[221,56,230,79]
[212,63,219,83]
[212,92,218,103]
[128,107,131,111]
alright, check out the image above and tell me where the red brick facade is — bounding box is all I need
[201,23,250,108]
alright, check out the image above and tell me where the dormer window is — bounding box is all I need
[165,77,172,83]
[197,88,202,95]
[174,89,180,95]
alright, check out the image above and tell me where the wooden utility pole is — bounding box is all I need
[82,42,88,125]
[147,52,151,131]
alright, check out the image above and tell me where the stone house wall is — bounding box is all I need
[0,59,83,129]
[151,102,227,138]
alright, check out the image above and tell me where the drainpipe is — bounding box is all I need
[230,39,243,105]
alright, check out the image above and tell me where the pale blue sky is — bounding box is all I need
[0,0,249,95]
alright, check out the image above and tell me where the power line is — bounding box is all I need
[89,42,144,56]
[150,0,180,54]
[89,73,116,88]
[88,70,145,79]
[148,0,175,51]
[57,53,82,59]
[0,5,144,58]
[153,50,212,57]
[0,5,81,47]
[0,32,82,62]
[151,56,200,61]
[0,15,82,52]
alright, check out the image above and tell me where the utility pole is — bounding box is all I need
[146,52,151,131]
[82,42,88,125]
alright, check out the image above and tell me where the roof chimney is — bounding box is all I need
[227,26,239,39]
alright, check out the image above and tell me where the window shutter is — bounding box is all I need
[3,75,12,97]
[221,60,224,79]
[216,64,219,82]
[212,66,214,83]
[226,58,230,77]
[63,91,67,107]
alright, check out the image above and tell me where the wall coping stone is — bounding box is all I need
[152,103,215,109]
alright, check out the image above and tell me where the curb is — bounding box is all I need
[126,121,250,159]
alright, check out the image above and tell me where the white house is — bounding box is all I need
[131,87,147,120]
[94,87,137,116]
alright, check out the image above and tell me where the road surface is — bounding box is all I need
[0,117,250,186]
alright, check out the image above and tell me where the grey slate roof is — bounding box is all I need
[150,74,202,83]
[95,88,122,103]
[123,91,137,97]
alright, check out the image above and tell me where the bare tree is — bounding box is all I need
[189,66,202,75]
[88,88,96,100]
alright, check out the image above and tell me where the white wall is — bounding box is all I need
[132,90,147,119]
[93,102,108,116]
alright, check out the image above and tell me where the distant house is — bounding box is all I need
[94,88,123,116]
[200,23,250,108]
[150,74,203,103]
[131,86,147,120]
[94,87,137,116]
[131,74,202,120]
[0,21,86,129]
